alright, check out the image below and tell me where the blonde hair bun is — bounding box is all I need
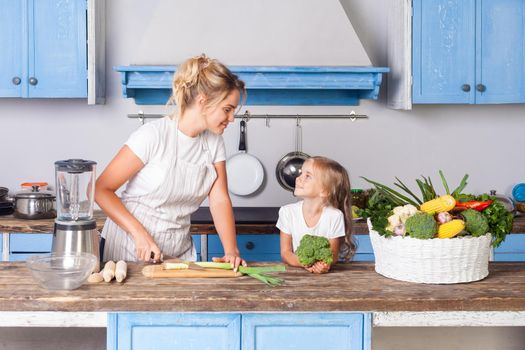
[170,54,245,114]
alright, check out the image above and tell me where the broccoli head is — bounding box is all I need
[405,212,437,239]
[296,234,334,266]
[460,209,489,237]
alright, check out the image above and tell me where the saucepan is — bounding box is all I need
[11,182,56,219]
[226,120,265,196]
[275,118,310,192]
[0,187,8,202]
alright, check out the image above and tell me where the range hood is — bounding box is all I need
[113,0,388,106]
[114,65,388,106]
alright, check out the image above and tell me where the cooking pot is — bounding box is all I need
[275,120,310,192]
[12,183,56,220]
[489,190,516,214]
[0,187,8,202]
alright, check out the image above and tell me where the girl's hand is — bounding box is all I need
[305,261,331,274]
[212,253,247,272]
[133,232,161,262]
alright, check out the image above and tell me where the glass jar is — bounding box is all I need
[351,189,367,209]
[55,159,97,221]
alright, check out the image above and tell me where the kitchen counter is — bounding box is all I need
[1,261,524,313]
[0,208,280,235]
[1,209,524,234]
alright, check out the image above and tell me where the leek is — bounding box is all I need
[194,261,286,286]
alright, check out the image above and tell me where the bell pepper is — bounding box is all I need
[455,199,493,211]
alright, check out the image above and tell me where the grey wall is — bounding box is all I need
[1,0,523,204]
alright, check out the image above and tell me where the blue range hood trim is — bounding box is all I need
[114,66,389,105]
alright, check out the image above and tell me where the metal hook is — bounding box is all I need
[349,110,357,122]
[138,110,145,125]
[242,110,250,123]
[296,114,301,126]
[265,114,270,128]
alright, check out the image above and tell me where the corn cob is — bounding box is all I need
[420,195,456,214]
[437,219,465,238]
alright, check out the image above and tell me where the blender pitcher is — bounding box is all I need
[55,159,96,221]
[53,159,100,271]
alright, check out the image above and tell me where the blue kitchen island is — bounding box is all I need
[0,262,525,350]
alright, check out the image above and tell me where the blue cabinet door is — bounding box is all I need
[476,0,525,103]
[353,235,375,262]
[0,0,24,97]
[413,0,476,103]
[9,233,53,261]
[192,235,202,261]
[208,234,280,262]
[242,313,371,350]
[108,313,241,350]
[29,0,87,97]
[494,234,525,261]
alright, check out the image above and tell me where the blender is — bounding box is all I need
[52,159,100,270]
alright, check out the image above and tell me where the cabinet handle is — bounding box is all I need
[476,84,486,92]
[461,84,471,92]
[12,77,21,85]
[29,77,38,86]
[245,241,255,250]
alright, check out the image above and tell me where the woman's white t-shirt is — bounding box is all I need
[276,201,346,252]
[123,116,226,197]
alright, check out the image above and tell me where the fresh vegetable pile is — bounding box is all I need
[358,172,513,247]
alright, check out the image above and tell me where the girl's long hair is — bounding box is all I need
[310,156,356,261]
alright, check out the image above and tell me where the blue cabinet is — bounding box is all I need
[208,234,281,262]
[413,0,525,104]
[243,313,371,350]
[494,234,525,261]
[192,234,202,261]
[0,0,87,98]
[9,233,52,261]
[108,312,371,350]
[108,313,241,350]
[0,0,23,97]
[6,233,200,262]
[353,235,375,262]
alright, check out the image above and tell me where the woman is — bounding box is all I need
[95,54,247,270]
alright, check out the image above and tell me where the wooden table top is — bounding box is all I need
[1,211,523,235]
[1,262,524,312]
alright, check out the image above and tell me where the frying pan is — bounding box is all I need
[275,120,310,192]
[226,120,264,196]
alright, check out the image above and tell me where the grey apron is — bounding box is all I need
[101,117,217,262]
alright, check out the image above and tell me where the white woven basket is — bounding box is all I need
[367,219,492,284]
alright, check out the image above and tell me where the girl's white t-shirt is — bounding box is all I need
[122,117,226,197]
[276,201,346,252]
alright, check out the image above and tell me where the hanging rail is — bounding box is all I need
[128,110,369,124]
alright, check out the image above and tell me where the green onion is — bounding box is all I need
[194,262,286,287]
[394,177,423,204]
[439,170,450,195]
[194,261,233,269]
[246,273,285,286]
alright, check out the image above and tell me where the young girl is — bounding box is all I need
[277,156,355,274]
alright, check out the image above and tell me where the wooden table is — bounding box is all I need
[0,262,524,327]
